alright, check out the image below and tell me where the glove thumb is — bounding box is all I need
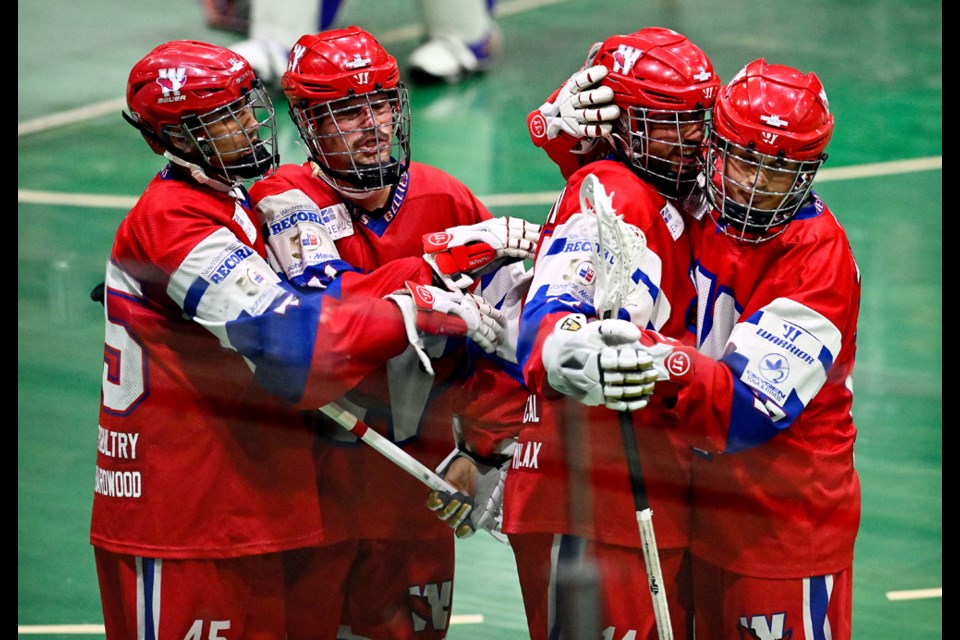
[596,318,642,345]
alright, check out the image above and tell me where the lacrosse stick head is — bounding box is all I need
[579,174,647,319]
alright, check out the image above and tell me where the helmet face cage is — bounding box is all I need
[623,105,711,199]
[705,132,823,243]
[291,85,411,194]
[172,79,279,183]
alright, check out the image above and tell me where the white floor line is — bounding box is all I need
[18,614,484,635]
[16,155,944,212]
[886,587,942,601]
[815,156,942,182]
[18,98,127,137]
[18,625,105,635]
[18,0,572,138]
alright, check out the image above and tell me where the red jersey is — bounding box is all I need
[250,161,524,542]
[92,167,412,558]
[677,195,862,577]
[508,160,696,549]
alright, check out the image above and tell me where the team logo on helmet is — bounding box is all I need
[729,65,748,84]
[288,44,306,73]
[228,57,246,73]
[156,68,187,103]
[345,53,372,69]
[760,114,789,128]
[694,66,713,83]
[613,45,642,75]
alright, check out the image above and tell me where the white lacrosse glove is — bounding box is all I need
[427,436,514,541]
[542,313,658,411]
[423,217,543,291]
[386,281,504,373]
[537,64,621,140]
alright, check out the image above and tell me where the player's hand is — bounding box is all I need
[387,281,504,354]
[536,65,620,141]
[423,218,543,291]
[427,441,513,539]
[542,313,658,411]
[426,455,477,538]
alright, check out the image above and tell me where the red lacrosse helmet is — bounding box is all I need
[281,26,411,195]
[706,59,834,242]
[124,40,278,185]
[592,27,720,198]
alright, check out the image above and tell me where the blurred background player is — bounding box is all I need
[203,0,500,84]
[630,59,862,639]
[93,38,495,639]
[248,26,537,638]
[499,28,719,640]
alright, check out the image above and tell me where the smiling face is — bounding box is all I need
[720,145,804,211]
[623,106,711,198]
[314,92,397,172]
[705,132,823,243]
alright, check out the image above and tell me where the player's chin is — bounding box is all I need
[353,151,390,166]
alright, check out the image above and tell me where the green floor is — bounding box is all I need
[19,0,941,638]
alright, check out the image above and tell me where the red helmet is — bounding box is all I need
[124,40,278,185]
[281,26,411,194]
[706,59,834,242]
[592,27,720,198]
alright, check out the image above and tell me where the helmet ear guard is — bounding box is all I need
[122,110,169,156]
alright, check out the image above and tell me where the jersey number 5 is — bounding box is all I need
[102,304,148,416]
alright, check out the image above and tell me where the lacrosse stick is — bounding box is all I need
[319,401,508,543]
[580,173,673,640]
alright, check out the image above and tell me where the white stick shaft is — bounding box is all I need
[587,172,670,637]
[319,402,458,495]
[637,509,673,640]
[320,402,511,545]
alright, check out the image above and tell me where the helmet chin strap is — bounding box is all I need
[164,151,234,193]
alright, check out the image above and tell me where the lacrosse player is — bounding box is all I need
[248,26,538,639]
[519,41,863,639]
[92,39,502,639]
[500,28,721,640]
[632,60,862,639]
